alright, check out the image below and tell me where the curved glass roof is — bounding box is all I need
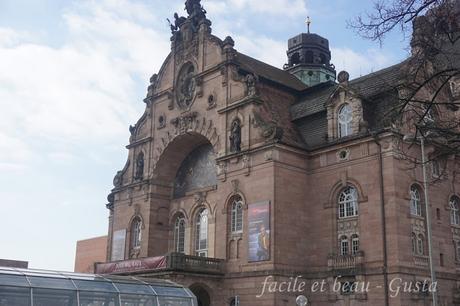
[0,267,196,306]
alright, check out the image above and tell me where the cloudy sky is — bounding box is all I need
[0,0,410,271]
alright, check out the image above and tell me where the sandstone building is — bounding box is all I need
[94,1,460,305]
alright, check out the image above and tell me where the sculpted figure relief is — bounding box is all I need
[134,152,144,180]
[230,119,242,153]
[245,74,258,97]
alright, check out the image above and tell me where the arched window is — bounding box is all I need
[417,234,425,255]
[338,104,353,138]
[338,186,359,218]
[450,196,460,226]
[231,196,244,234]
[174,215,186,253]
[411,233,417,254]
[351,234,359,255]
[340,236,349,256]
[130,217,142,249]
[410,186,422,217]
[195,208,209,257]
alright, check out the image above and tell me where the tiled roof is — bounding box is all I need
[235,52,308,92]
[348,61,406,98]
[290,81,337,120]
[290,61,407,121]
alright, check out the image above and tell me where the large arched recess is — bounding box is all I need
[153,132,216,191]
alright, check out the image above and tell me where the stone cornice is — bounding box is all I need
[126,136,152,149]
[217,96,263,114]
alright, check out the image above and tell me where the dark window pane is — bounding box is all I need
[0,286,30,306]
[0,274,29,287]
[120,294,157,306]
[74,280,118,293]
[79,291,119,306]
[32,288,76,306]
[28,276,76,290]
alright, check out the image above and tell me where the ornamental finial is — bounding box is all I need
[306,16,311,33]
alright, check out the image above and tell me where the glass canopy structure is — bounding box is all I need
[0,267,197,306]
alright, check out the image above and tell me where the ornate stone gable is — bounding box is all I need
[326,71,366,140]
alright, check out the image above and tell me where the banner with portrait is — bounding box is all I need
[248,201,270,262]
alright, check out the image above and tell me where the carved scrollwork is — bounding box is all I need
[252,111,284,142]
[171,112,198,134]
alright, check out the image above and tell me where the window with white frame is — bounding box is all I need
[338,186,359,218]
[231,196,244,234]
[195,208,209,257]
[340,236,349,256]
[130,217,142,249]
[450,196,460,226]
[351,234,359,255]
[417,234,425,255]
[174,216,186,253]
[410,186,422,217]
[338,104,353,138]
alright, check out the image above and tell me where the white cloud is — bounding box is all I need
[331,47,397,79]
[234,35,287,68]
[0,0,171,168]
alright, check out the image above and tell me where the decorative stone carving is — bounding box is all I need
[217,161,228,182]
[144,74,158,104]
[194,191,207,204]
[231,179,239,194]
[167,90,174,110]
[134,152,144,180]
[171,112,198,134]
[167,13,187,36]
[196,76,204,98]
[157,114,166,129]
[337,70,350,85]
[245,73,258,97]
[176,63,196,109]
[113,160,130,187]
[129,125,136,136]
[252,111,284,142]
[229,119,242,153]
[242,154,250,176]
[185,0,210,31]
[223,36,235,49]
[207,94,217,110]
[337,149,350,161]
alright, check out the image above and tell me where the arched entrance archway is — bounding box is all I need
[189,284,211,306]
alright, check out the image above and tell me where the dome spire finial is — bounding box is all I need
[306,16,311,34]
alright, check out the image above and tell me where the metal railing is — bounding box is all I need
[165,253,224,274]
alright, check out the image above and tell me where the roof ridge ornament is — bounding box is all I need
[306,16,311,34]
